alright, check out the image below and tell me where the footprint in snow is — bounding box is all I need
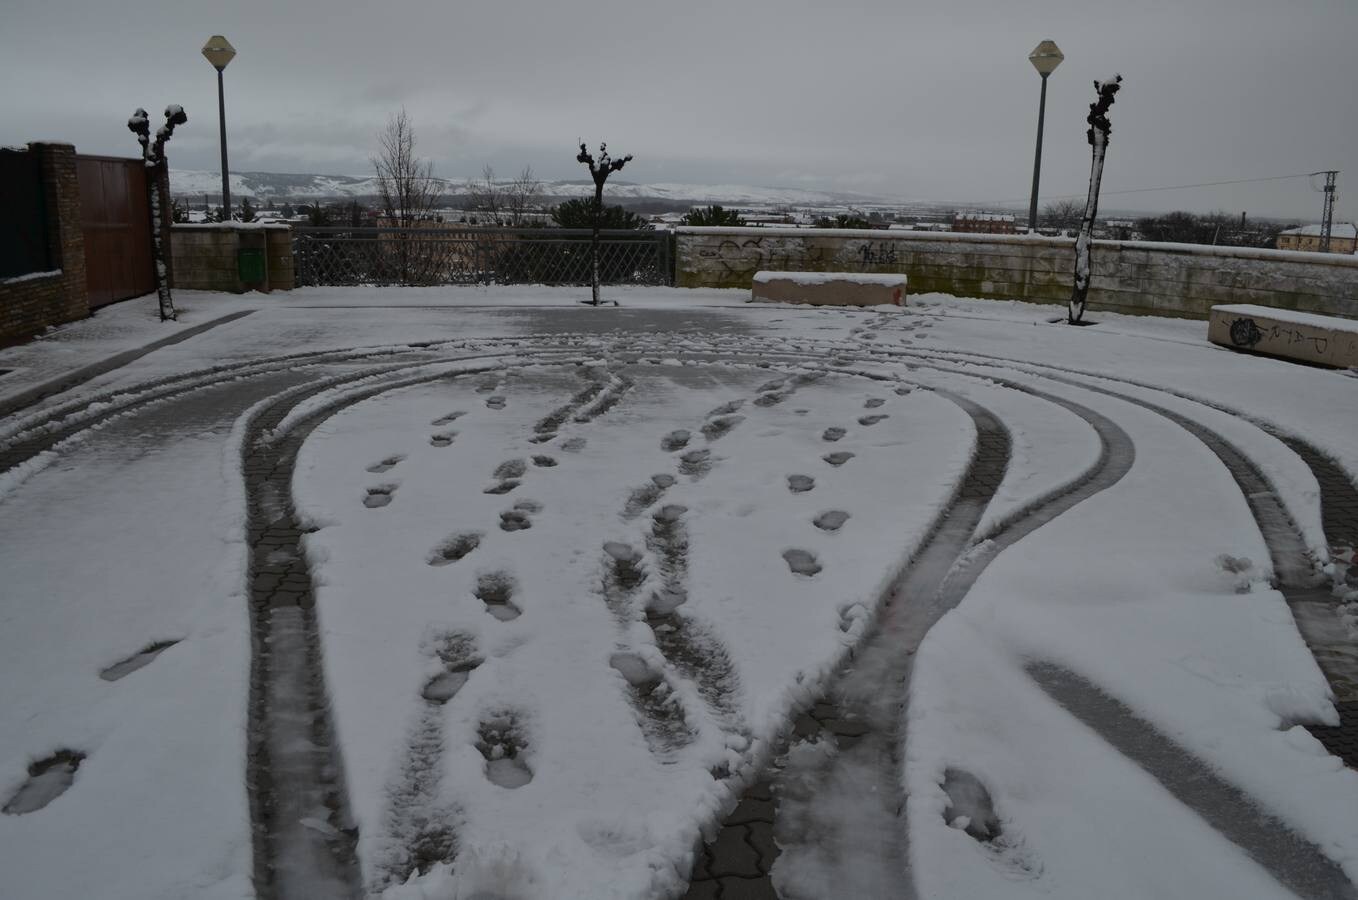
[783,549,822,577]
[477,712,533,788]
[532,455,557,468]
[486,396,507,410]
[822,427,847,442]
[787,474,815,493]
[2,750,85,815]
[864,398,886,409]
[679,448,712,478]
[493,459,527,480]
[99,639,180,682]
[499,511,532,532]
[661,429,691,452]
[707,400,745,417]
[367,455,404,473]
[364,484,397,508]
[429,532,482,566]
[858,414,888,426]
[421,632,482,703]
[430,411,465,427]
[813,510,851,532]
[429,432,456,447]
[474,571,521,621]
[702,415,744,441]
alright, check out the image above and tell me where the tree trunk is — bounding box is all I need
[590,180,603,305]
[1069,130,1107,325]
[147,161,176,321]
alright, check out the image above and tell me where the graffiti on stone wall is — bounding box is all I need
[699,235,828,281]
[857,242,899,266]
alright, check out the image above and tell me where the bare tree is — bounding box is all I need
[505,166,542,226]
[469,165,541,226]
[576,141,633,306]
[372,109,443,282]
[1069,75,1122,325]
[128,104,187,322]
[468,164,502,224]
[1040,198,1083,232]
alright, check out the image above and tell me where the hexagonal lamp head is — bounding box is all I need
[201,35,236,71]
[1029,40,1064,77]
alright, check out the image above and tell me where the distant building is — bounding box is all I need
[1275,223,1357,254]
[952,212,1017,234]
[1103,220,1135,240]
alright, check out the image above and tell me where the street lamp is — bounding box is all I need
[201,35,236,220]
[1027,39,1064,234]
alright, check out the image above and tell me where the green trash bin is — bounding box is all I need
[238,248,266,284]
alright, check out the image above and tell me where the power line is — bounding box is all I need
[972,172,1317,207]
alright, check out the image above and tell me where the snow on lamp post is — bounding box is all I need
[576,142,632,307]
[128,105,187,322]
[1027,40,1064,234]
[201,35,235,220]
[1068,74,1122,325]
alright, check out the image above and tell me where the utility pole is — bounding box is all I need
[1314,170,1338,253]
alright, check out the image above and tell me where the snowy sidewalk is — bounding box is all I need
[1,287,1355,900]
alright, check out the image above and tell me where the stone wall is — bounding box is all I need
[170,224,294,293]
[676,227,1358,320]
[0,142,88,344]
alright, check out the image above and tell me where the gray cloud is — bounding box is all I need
[2,0,1354,219]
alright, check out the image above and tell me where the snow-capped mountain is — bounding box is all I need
[169,169,888,209]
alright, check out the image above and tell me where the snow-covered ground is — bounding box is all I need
[0,285,1355,900]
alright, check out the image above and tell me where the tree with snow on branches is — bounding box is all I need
[576,141,633,306]
[128,104,187,321]
[1068,75,1121,325]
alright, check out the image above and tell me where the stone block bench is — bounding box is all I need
[1209,304,1358,369]
[751,271,907,307]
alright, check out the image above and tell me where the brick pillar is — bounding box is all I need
[31,141,88,323]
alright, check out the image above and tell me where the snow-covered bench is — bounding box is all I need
[1208,304,1358,369]
[750,271,907,307]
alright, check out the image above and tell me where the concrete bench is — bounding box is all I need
[1209,304,1358,369]
[751,271,906,307]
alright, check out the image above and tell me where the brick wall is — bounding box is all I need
[676,227,1358,320]
[0,142,88,343]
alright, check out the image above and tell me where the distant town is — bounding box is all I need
[169,169,1358,254]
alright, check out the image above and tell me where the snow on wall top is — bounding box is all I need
[1,269,62,286]
[676,226,1358,267]
[1212,304,1358,333]
[171,222,291,231]
[753,270,907,286]
[1279,223,1357,239]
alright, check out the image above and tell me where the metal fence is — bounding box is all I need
[293,226,673,287]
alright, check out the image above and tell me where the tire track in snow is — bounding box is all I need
[891,347,1358,707]
[879,351,1358,895]
[240,355,590,897]
[689,365,1140,900]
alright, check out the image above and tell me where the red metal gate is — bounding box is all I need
[76,155,155,309]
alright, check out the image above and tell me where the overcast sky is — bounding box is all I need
[2,0,1355,219]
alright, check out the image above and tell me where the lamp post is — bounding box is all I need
[201,35,236,220]
[1027,40,1064,233]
